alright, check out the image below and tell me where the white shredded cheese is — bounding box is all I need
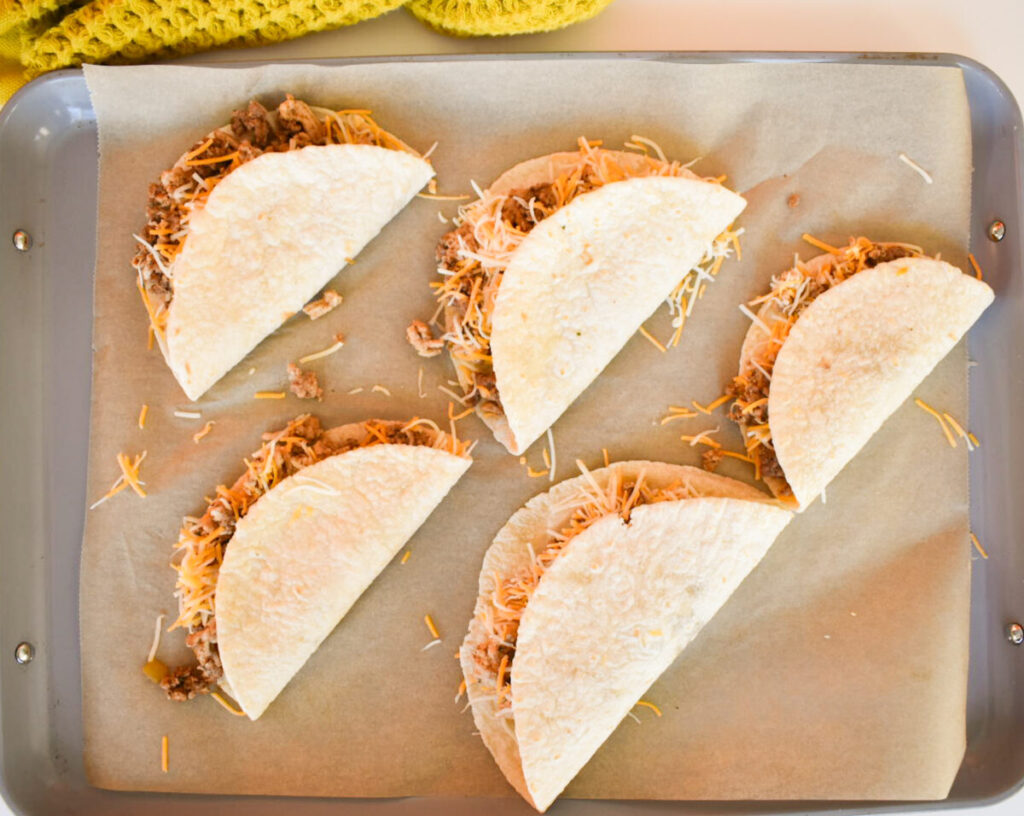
[898,152,934,184]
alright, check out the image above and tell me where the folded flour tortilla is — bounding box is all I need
[726,238,994,508]
[158,415,471,720]
[427,140,746,455]
[133,96,434,400]
[460,461,791,811]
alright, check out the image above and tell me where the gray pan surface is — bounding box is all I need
[0,52,1021,816]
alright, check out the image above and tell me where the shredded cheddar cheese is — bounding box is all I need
[801,233,841,255]
[970,532,988,559]
[968,253,983,281]
[635,700,663,717]
[401,550,411,565]
[138,404,149,429]
[161,735,169,773]
[192,421,215,444]
[681,428,721,449]
[915,398,958,448]
[424,614,441,640]
[254,391,286,400]
[210,691,247,716]
[638,324,668,353]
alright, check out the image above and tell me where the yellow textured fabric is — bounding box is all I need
[406,0,615,36]
[0,30,23,103]
[22,0,406,76]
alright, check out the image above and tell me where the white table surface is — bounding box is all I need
[8,1,1022,814]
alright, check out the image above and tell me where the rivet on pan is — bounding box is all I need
[1007,623,1024,645]
[14,642,34,664]
[988,220,1006,242]
[12,229,32,251]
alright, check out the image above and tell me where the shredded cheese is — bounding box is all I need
[138,404,149,429]
[968,432,980,448]
[424,614,440,640]
[401,550,411,565]
[968,253,983,281]
[210,691,247,716]
[417,367,426,398]
[898,152,934,184]
[681,428,721,449]
[602,448,610,467]
[801,233,842,255]
[173,410,202,419]
[372,385,392,396]
[941,413,974,450]
[638,324,668,353]
[970,532,988,559]
[421,639,442,651]
[914,398,958,448]
[192,421,215,444]
[147,613,165,663]
[635,700,663,717]
[161,735,168,773]
[298,334,345,364]
[254,391,286,399]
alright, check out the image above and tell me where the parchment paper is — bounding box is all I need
[80,59,974,802]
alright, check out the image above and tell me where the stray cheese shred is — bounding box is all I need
[968,253,983,281]
[90,451,148,509]
[970,532,989,560]
[298,334,345,364]
[210,691,247,716]
[424,614,441,640]
[138,404,149,430]
[635,700,663,717]
[161,735,169,773]
[254,391,286,400]
[192,421,215,444]
[914,398,958,448]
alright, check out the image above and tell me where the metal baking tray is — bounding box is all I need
[0,52,1021,816]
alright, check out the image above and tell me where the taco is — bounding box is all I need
[134,95,435,400]
[726,237,994,509]
[426,139,746,455]
[460,461,791,812]
[155,414,471,720]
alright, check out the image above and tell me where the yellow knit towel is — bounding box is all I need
[22,0,406,77]
[406,0,615,36]
[0,0,617,107]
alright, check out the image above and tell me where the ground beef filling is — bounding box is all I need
[134,95,392,328]
[726,244,919,490]
[162,415,441,700]
[436,174,604,415]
